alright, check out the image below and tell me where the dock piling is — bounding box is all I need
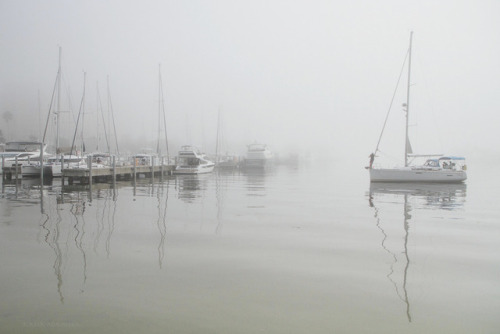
[88,155,93,186]
[40,143,44,183]
[133,156,137,184]
[15,156,18,180]
[112,155,116,184]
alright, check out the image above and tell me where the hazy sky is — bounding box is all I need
[1,0,499,163]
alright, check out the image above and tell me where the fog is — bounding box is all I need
[1,0,499,165]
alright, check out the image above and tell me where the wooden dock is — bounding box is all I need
[63,164,176,184]
[2,154,176,184]
[2,164,176,184]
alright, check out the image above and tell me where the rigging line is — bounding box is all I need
[42,75,59,143]
[215,109,220,163]
[70,73,86,156]
[374,49,410,155]
[107,77,120,156]
[160,73,169,160]
[97,83,111,154]
[60,72,76,125]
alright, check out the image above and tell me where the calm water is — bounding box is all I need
[1,161,499,333]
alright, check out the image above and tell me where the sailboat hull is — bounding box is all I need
[370,167,467,183]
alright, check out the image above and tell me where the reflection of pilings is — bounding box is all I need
[107,187,117,258]
[215,171,225,234]
[93,193,105,254]
[112,155,116,185]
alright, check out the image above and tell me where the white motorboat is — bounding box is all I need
[173,146,215,174]
[216,154,240,169]
[243,143,273,168]
[368,32,467,183]
[1,142,47,175]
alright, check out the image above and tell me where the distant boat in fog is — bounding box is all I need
[214,110,239,169]
[368,32,467,183]
[242,143,273,168]
[173,145,215,174]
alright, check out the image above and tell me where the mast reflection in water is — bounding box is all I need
[368,182,466,322]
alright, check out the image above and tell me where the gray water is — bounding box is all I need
[1,161,499,333]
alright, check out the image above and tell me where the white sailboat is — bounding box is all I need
[368,32,467,183]
[22,48,86,178]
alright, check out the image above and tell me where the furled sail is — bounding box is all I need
[406,136,413,155]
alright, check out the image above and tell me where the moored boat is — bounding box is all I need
[368,32,467,183]
[242,143,273,168]
[1,142,47,176]
[173,146,215,174]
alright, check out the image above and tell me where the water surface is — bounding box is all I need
[1,162,499,333]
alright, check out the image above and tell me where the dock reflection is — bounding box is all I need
[368,182,467,322]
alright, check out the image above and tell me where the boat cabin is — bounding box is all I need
[423,156,466,171]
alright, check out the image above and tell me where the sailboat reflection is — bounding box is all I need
[368,182,466,322]
[214,168,236,234]
[39,184,119,302]
[156,179,169,268]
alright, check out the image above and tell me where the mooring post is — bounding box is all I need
[88,155,93,187]
[151,156,154,178]
[40,143,44,183]
[15,156,18,180]
[60,154,65,186]
[160,157,164,178]
[112,155,116,183]
[133,156,137,185]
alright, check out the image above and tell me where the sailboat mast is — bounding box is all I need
[157,64,161,155]
[404,32,413,167]
[96,82,100,152]
[56,46,62,152]
[215,109,221,164]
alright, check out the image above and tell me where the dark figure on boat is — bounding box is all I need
[368,153,375,169]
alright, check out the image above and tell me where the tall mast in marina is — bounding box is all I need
[56,46,62,152]
[404,32,413,167]
[157,64,169,160]
[107,76,120,156]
